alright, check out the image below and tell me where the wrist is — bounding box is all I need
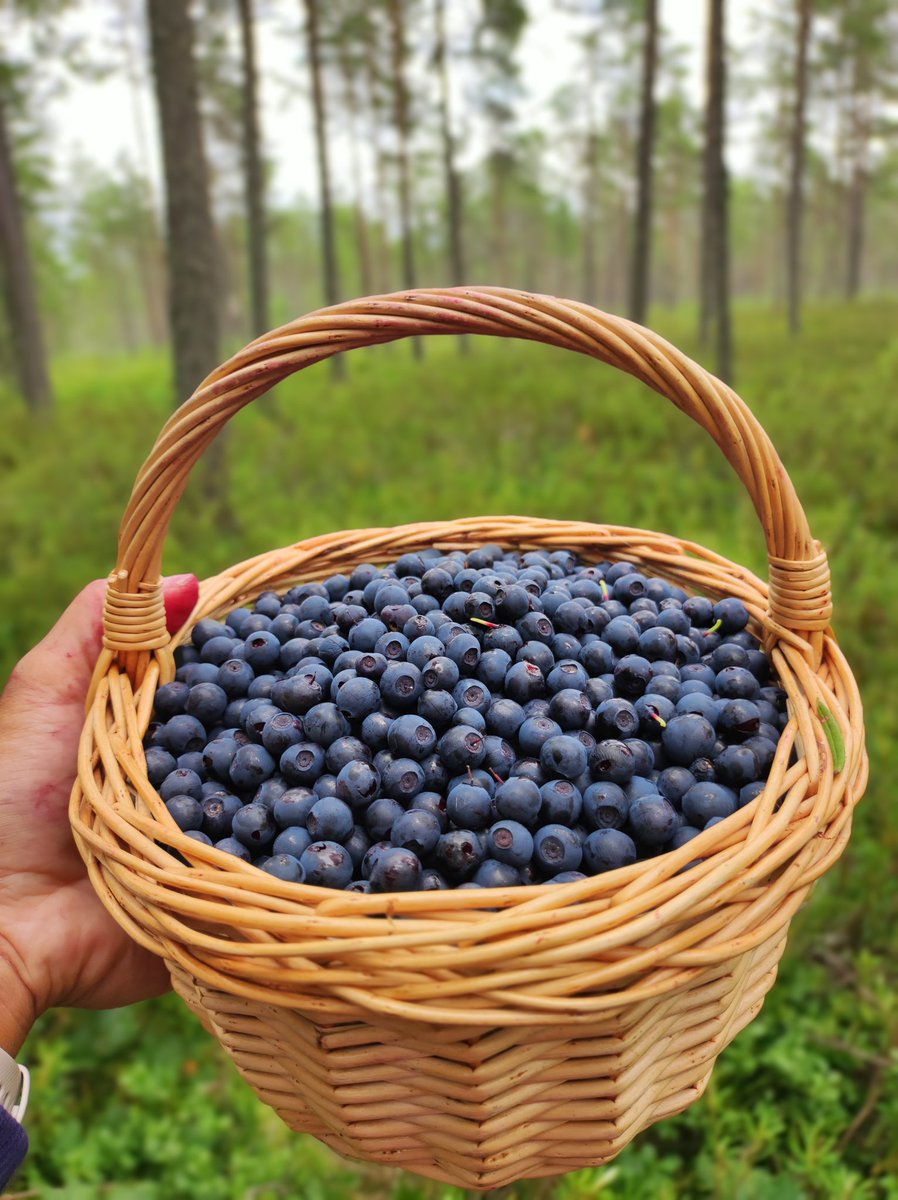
[0,943,39,1057]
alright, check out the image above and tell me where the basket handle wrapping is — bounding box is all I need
[102,288,831,676]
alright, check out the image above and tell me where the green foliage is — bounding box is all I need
[2,300,898,1198]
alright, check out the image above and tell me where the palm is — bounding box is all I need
[0,577,196,1015]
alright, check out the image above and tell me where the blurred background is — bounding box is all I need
[1,0,897,1197]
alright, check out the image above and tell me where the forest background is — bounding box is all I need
[1,0,898,1197]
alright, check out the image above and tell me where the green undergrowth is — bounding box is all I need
[2,299,897,1198]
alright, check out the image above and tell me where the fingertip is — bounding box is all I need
[162,574,200,635]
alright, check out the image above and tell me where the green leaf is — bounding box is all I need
[817,701,846,773]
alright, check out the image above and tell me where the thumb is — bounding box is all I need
[9,574,199,698]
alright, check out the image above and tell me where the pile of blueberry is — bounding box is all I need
[143,545,787,892]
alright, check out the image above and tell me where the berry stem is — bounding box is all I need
[703,619,723,637]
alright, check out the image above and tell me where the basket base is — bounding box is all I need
[168,930,787,1190]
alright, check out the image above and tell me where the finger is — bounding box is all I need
[5,574,200,700]
[163,574,200,635]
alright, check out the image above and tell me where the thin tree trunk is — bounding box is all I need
[581,129,599,305]
[629,0,659,325]
[0,88,54,412]
[304,0,344,378]
[786,0,812,333]
[845,53,870,301]
[388,0,422,359]
[435,0,465,288]
[701,0,731,382]
[118,0,167,346]
[237,0,269,336]
[364,33,391,294]
[147,0,221,404]
[434,0,467,353]
[338,42,373,296]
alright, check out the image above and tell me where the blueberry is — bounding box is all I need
[363,844,422,891]
[261,853,303,882]
[380,756,425,802]
[165,794,204,831]
[421,655,461,691]
[446,783,493,830]
[628,794,678,848]
[481,734,515,778]
[418,689,458,728]
[335,760,381,808]
[145,746,177,787]
[410,791,449,831]
[485,819,533,867]
[360,710,392,751]
[313,774,340,799]
[331,676,380,723]
[713,745,761,787]
[420,868,449,890]
[241,700,280,741]
[229,743,276,791]
[213,836,252,861]
[682,782,737,826]
[548,688,592,731]
[161,714,208,755]
[279,741,326,786]
[273,787,316,827]
[539,778,582,824]
[595,699,639,740]
[490,777,539,827]
[472,859,521,888]
[324,736,372,774]
[261,713,304,757]
[656,766,697,805]
[582,782,629,830]
[504,660,546,704]
[232,802,277,849]
[662,714,717,765]
[154,681,190,719]
[160,768,205,806]
[303,702,350,746]
[200,791,242,840]
[435,830,484,881]
[485,698,526,740]
[270,825,312,860]
[591,739,637,783]
[633,693,676,737]
[438,724,486,772]
[388,714,438,760]
[582,828,638,873]
[379,662,423,709]
[533,824,583,876]
[307,797,354,842]
[390,809,442,857]
[299,841,354,888]
[452,707,486,734]
[518,716,562,756]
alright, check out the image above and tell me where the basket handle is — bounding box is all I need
[102,287,831,677]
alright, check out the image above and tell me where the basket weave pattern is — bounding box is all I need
[72,290,866,1189]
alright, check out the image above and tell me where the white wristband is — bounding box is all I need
[0,1046,29,1123]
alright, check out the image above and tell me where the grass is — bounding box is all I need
[2,299,897,1198]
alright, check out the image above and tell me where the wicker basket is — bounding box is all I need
[72,288,866,1191]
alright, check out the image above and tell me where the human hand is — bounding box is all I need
[0,575,198,1053]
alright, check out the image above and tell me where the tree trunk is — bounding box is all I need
[147,0,221,405]
[0,88,54,413]
[844,52,871,301]
[388,0,422,359]
[435,0,465,287]
[237,0,269,337]
[786,0,812,334]
[304,0,344,378]
[338,41,373,296]
[629,0,659,325]
[700,0,731,383]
